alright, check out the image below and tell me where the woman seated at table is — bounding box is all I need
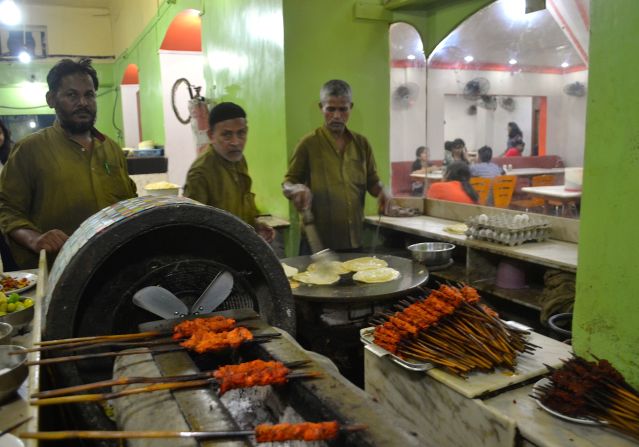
[503,140,525,157]
[427,161,478,204]
[410,146,436,196]
[443,139,470,169]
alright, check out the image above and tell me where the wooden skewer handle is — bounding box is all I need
[20,430,253,440]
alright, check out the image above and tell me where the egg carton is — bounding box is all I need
[465,213,552,246]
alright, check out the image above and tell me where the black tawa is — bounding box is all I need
[281,253,429,303]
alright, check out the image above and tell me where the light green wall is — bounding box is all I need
[200,0,288,220]
[573,0,639,388]
[0,62,116,136]
[111,0,201,147]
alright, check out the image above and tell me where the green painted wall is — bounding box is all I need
[0,62,116,137]
[111,0,200,147]
[200,0,288,220]
[573,0,639,388]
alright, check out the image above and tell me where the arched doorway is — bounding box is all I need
[158,9,207,186]
[120,63,141,148]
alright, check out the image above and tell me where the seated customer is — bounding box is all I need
[410,146,434,196]
[504,140,525,157]
[470,146,503,178]
[444,138,470,169]
[427,161,478,204]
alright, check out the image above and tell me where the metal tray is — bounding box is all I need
[360,326,435,372]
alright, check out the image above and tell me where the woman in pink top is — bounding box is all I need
[427,161,478,204]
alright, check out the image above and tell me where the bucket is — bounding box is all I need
[495,259,527,289]
[564,167,583,192]
[548,313,572,340]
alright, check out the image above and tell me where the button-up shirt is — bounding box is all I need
[0,121,137,268]
[284,126,380,250]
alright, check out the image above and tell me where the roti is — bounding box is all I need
[281,263,299,278]
[353,267,400,284]
[341,257,388,272]
[444,224,468,235]
[292,271,340,285]
[306,261,350,275]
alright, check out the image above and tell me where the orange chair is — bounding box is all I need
[492,175,516,208]
[511,174,556,212]
[469,177,491,205]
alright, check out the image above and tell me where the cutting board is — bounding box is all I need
[426,331,572,398]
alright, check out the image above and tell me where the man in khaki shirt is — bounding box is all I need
[0,59,136,268]
[184,102,274,242]
[283,80,386,252]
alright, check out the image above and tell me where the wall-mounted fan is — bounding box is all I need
[392,82,419,110]
[499,96,516,112]
[477,95,497,111]
[467,105,477,116]
[563,82,586,97]
[462,77,490,101]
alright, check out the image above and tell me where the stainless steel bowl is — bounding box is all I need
[0,305,34,336]
[407,242,455,266]
[0,322,13,345]
[0,345,27,403]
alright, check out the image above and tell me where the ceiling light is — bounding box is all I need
[561,62,569,68]
[0,0,22,26]
[502,0,526,20]
[18,50,31,64]
[508,58,518,65]
[29,120,36,129]
[464,55,474,63]
[406,54,416,60]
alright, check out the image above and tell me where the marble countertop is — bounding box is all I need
[365,215,578,272]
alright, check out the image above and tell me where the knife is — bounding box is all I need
[301,209,324,254]
[190,270,234,315]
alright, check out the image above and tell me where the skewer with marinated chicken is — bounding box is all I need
[31,359,319,405]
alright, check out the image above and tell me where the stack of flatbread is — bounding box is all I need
[281,256,400,286]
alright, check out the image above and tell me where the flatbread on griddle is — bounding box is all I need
[341,257,388,272]
[281,263,299,278]
[292,271,340,285]
[353,267,400,284]
[306,261,350,275]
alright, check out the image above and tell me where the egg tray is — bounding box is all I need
[465,214,552,246]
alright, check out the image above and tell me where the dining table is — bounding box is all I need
[520,185,581,217]
[503,167,565,177]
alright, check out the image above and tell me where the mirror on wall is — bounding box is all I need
[390,0,589,219]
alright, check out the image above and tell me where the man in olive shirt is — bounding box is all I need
[183,102,274,242]
[0,58,136,268]
[283,79,386,252]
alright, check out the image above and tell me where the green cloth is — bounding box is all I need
[183,145,258,225]
[284,126,380,250]
[0,121,137,268]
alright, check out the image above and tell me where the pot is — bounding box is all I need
[407,242,455,266]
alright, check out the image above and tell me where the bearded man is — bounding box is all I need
[0,58,136,268]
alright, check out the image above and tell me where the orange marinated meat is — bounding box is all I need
[254,421,340,443]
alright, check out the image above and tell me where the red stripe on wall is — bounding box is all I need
[574,0,590,30]
[547,0,589,64]
[426,60,587,74]
[538,97,547,156]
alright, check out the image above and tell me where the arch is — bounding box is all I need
[121,63,139,85]
[160,9,202,52]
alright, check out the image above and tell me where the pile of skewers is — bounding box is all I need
[371,284,534,376]
[21,420,367,443]
[531,356,639,440]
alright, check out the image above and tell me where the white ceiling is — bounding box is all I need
[21,0,110,8]
[391,0,587,70]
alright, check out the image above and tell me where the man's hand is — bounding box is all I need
[256,222,275,243]
[10,228,69,255]
[282,182,312,212]
[377,189,389,215]
[33,230,69,254]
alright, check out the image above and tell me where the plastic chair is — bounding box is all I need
[469,177,491,205]
[492,175,516,208]
[511,174,555,212]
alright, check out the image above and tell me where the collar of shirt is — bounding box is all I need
[319,125,354,154]
[52,120,106,143]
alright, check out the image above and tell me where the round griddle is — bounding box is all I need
[282,253,429,303]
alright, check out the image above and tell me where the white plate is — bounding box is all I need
[0,272,37,295]
[532,378,603,426]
